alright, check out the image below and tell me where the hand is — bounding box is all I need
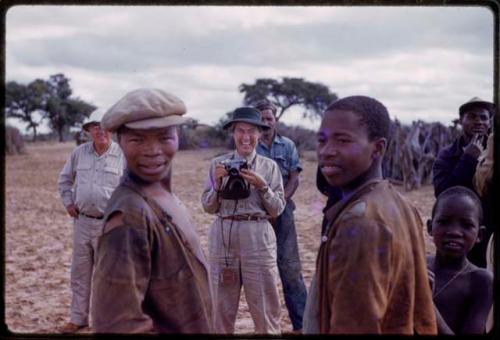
[66,203,79,218]
[463,133,485,159]
[213,164,228,190]
[239,168,267,190]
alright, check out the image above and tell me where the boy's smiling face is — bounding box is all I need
[316,109,382,190]
[431,195,482,259]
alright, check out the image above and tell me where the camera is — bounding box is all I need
[220,159,248,177]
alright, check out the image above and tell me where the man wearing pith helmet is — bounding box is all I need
[91,88,214,334]
[57,108,125,333]
[201,107,286,334]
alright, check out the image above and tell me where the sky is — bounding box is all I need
[5,5,496,134]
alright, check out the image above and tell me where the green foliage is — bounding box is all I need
[5,79,47,141]
[5,73,96,142]
[239,77,338,121]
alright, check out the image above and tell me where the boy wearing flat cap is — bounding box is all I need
[432,97,495,268]
[201,107,286,334]
[91,88,213,334]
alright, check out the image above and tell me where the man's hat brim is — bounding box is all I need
[223,119,271,130]
[124,115,190,130]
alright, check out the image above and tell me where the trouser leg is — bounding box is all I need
[240,221,281,334]
[209,221,242,334]
[69,216,102,326]
[275,201,307,330]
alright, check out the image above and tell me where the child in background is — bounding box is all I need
[427,186,493,334]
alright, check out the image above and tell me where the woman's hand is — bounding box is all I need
[239,168,267,190]
[213,164,228,190]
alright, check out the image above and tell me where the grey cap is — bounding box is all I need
[459,97,494,117]
[101,88,189,132]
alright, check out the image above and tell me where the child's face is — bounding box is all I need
[431,195,481,259]
[317,109,381,188]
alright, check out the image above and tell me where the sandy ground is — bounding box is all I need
[5,141,436,335]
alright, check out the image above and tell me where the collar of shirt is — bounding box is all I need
[233,149,257,164]
[258,133,285,150]
[89,141,120,158]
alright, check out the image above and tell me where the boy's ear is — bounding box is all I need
[426,219,433,235]
[372,137,387,160]
[476,225,486,244]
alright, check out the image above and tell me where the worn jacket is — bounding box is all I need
[316,179,437,334]
[91,173,213,334]
[432,136,478,197]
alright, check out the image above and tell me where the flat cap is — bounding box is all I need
[459,97,494,117]
[101,88,189,131]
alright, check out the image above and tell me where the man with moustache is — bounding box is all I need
[57,108,125,333]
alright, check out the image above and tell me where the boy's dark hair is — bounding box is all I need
[431,186,484,224]
[325,95,391,141]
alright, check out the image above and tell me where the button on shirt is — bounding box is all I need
[256,134,302,187]
[58,141,125,217]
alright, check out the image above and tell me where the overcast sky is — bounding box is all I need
[5,5,495,134]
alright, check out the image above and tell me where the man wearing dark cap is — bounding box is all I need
[253,99,307,333]
[57,108,125,333]
[201,107,285,334]
[432,97,494,267]
[91,88,213,334]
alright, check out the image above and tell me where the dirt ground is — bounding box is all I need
[5,141,437,335]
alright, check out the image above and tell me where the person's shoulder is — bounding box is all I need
[211,152,233,164]
[108,141,124,156]
[257,153,279,167]
[468,263,494,284]
[436,138,460,159]
[72,141,92,156]
[277,134,295,146]
[104,184,151,228]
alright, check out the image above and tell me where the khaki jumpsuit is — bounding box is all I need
[201,150,286,334]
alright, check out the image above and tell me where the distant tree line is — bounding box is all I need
[7,74,459,190]
[5,73,96,142]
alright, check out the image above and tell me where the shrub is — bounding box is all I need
[6,125,26,155]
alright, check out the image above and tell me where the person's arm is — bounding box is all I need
[201,160,224,214]
[434,304,455,335]
[284,170,299,200]
[284,142,301,200]
[459,270,494,334]
[57,149,79,217]
[91,212,154,333]
[433,145,479,197]
[326,217,392,333]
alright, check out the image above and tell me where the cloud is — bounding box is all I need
[5,5,494,134]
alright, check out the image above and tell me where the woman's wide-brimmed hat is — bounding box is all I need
[222,107,271,130]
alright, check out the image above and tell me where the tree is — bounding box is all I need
[44,74,96,142]
[5,73,96,142]
[5,79,47,141]
[239,77,338,121]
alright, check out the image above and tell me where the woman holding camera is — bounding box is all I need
[201,107,286,334]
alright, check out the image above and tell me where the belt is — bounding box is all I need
[79,212,104,220]
[220,215,270,221]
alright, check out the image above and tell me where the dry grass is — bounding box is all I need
[5,142,437,334]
